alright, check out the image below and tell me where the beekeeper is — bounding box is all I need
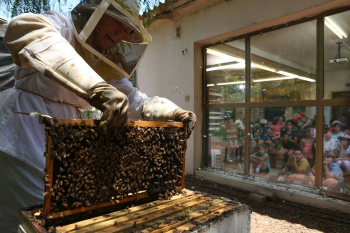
[0,0,196,231]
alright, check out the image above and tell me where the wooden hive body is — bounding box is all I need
[39,118,186,223]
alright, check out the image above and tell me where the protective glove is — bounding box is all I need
[4,14,128,134]
[88,83,129,135]
[142,97,196,138]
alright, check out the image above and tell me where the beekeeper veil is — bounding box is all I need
[70,0,151,80]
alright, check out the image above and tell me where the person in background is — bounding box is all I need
[254,119,274,149]
[250,115,263,154]
[291,117,301,131]
[329,119,336,132]
[250,144,270,174]
[278,147,310,185]
[223,118,239,162]
[300,115,313,130]
[271,116,285,136]
[235,110,245,163]
[339,114,349,132]
[298,113,308,128]
[300,126,315,164]
[323,125,336,154]
[278,120,298,161]
[336,133,350,172]
[331,120,344,145]
[309,152,343,190]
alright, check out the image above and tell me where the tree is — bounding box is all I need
[1,0,169,19]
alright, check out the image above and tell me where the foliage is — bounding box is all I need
[2,0,170,19]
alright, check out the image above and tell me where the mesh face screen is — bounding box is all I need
[44,122,186,212]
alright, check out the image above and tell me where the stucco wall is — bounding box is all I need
[137,0,342,174]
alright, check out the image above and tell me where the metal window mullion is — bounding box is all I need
[244,37,251,174]
[315,16,325,188]
[202,47,209,167]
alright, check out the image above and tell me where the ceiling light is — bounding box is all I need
[251,63,277,72]
[253,77,295,82]
[325,20,343,39]
[325,17,348,39]
[207,84,215,87]
[217,81,245,86]
[277,70,299,78]
[206,48,245,63]
[206,63,245,71]
[298,76,316,82]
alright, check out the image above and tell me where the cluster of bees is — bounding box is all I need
[43,121,186,212]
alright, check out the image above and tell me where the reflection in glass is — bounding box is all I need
[206,39,245,104]
[208,108,246,174]
[321,106,350,195]
[324,10,350,99]
[250,21,316,102]
[248,107,316,188]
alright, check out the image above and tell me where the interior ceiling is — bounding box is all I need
[207,10,350,73]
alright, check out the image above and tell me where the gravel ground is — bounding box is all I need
[184,176,350,233]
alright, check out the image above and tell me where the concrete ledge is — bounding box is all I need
[199,205,251,233]
[195,169,350,214]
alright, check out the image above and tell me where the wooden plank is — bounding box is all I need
[59,191,194,232]
[95,198,211,233]
[71,197,210,233]
[164,204,239,233]
[139,199,227,233]
[53,119,184,128]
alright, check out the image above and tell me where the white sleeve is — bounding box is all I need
[330,139,337,150]
[235,119,245,130]
[108,78,150,120]
[42,11,75,46]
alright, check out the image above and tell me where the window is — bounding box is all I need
[203,8,350,197]
[207,108,245,174]
[250,21,316,102]
[324,11,350,100]
[206,39,245,104]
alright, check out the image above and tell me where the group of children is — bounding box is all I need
[245,114,350,190]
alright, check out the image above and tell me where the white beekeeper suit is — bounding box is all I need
[0,1,196,232]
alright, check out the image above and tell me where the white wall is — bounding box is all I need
[137,0,340,174]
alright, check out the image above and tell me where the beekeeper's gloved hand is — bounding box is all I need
[88,83,129,135]
[142,97,196,138]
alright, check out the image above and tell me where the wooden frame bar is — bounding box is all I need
[41,119,186,220]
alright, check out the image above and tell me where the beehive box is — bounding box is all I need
[39,117,187,222]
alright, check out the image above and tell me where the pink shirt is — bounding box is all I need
[272,123,285,135]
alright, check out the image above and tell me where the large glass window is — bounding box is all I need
[250,21,316,102]
[206,39,245,104]
[249,107,316,188]
[324,11,350,99]
[203,8,350,198]
[208,108,246,173]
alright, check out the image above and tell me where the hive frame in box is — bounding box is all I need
[41,119,186,220]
